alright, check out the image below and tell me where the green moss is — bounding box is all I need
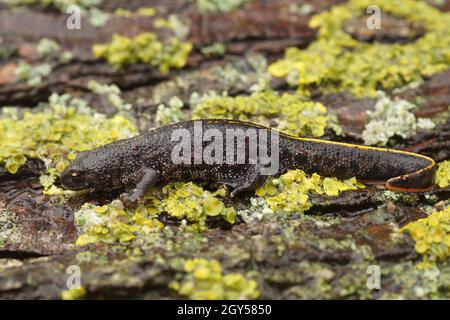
[93,32,192,72]
[362,92,435,146]
[255,170,365,214]
[269,0,450,97]
[0,93,136,191]
[169,258,259,299]
[192,91,328,138]
[436,161,450,188]
[401,207,450,269]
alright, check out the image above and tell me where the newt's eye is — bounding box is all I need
[70,172,79,177]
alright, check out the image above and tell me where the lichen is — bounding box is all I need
[401,207,450,269]
[3,0,108,27]
[61,286,87,300]
[74,200,164,246]
[362,92,435,146]
[87,80,132,112]
[0,36,14,60]
[154,15,189,40]
[151,54,270,106]
[237,197,273,223]
[92,32,192,73]
[192,91,328,138]
[0,93,136,191]
[87,7,110,27]
[145,182,236,232]
[436,161,450,188]
[115,7,157,18]
[201,42,227,57]
[0,210,17,248]
[268,0,450,97]
[196,0,250,13]
[255,170,365,214]
[2,0,103,11]
[155,96,187,126]
[75,183,235,246]
[169,258,259,300]
[37,37,73,63]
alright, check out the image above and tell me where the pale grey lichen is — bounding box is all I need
[15,62,52,86]
[362,92,435,146]
[212,54,271,93]
[37,38,61,57]
[37,37,73,63]
[88,7,110,27]
[237,197,273,223]
[0,210,17,248]
[200,42,226,57]
[189,90,228,108]
[87,80,132,112]
[0,36,13,59]
[154,15,189,40]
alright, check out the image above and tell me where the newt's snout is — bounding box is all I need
[60,166,91,190]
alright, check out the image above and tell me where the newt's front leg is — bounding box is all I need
[120,167,159,208]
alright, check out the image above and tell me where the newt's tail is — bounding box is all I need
[386,160,436,192]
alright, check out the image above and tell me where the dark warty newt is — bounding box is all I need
[60,119,436,207]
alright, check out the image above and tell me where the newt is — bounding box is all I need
[60,119,436,207]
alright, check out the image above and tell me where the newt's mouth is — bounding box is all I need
[59,173,91,191]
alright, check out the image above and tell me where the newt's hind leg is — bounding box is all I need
[219,164,268,197]
[120,167,159,208]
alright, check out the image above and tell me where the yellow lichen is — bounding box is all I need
[436,161,450,188]
[255,170,365,213]
[269,0,450,97]
[0,94,136,191]
[74,183,234,246]
[115,7,156,17]
[61,286,87,300]
[401,207,450,269]
[92,32,192,72]
[169,258,260,300]
[145,182,236,232]
[192,91,328,137]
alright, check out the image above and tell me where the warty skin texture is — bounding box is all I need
[61,119,436,207]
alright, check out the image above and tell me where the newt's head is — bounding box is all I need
[60,147,123,191]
